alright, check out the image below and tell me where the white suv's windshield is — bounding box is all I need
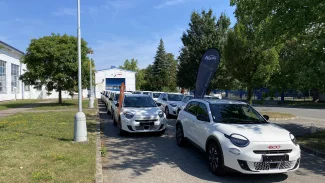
[168,94,183,101]
[123,96,157,108]
[209,104,267,124]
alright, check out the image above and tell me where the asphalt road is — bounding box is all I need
[255,106,325,121]
[99,102,325,183]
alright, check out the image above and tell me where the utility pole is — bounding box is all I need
[88,48,94,108]
[74,0,87,142]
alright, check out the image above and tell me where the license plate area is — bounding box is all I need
[140,122,154,126]
[262,155,289,162]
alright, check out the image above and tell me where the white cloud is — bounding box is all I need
[52,8,77,17]
[92,28,184,70]
[154,0,192,9]
[104,0,134,19]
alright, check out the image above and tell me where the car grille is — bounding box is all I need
[134,125,160,131]
[247,160,297,171]
[253,149,292,154]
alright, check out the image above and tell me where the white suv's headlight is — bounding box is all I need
[158,111,164,118]
[226,134,250,147]
[124,112,134,119]
[290,133,298,145]
[170,103,177,107]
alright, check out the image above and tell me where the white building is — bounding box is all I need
[0,41,88,101]
[95,67,136,98]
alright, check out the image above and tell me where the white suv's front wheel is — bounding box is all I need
[207,142,225,175]
[176,124,186,147]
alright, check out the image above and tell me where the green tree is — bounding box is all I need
[152,39,168,91]
[119,58,146,90]
[177,10,234,92]
[224,23,279,104]
[119,58,139,71]
[166,53,177,91]
[20,33,91,104]
[230,0,325,100]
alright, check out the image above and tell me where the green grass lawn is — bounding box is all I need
[32,99,98,110]
[297,131,325,153]
[0,110,97,182]
[0,99,43,111]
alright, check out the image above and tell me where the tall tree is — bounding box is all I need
[166,53,177,91]
[177,10,234,92]
[20,33,91,104]
[224,23,279,104]
[151,39,168,91]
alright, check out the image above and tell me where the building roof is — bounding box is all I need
[0,40,25,55]
[96,67,137,73]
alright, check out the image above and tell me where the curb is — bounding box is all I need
[300,144,325,159]
[95,109,103,183]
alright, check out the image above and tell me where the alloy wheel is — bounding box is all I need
[208,146,219,171]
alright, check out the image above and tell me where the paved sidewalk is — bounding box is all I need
[0,100,56,118]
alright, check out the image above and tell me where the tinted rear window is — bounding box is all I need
[153,93,162,98]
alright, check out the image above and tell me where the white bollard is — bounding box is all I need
[74,112,88,142]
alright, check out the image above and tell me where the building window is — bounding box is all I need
[24,85,30,91]
[0,60,6,93]
[11,64,19,93]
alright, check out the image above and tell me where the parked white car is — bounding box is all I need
[176,99,300,175]
[112,94,167,135]
[152,92,163,102]
[156,93,184,118]
[108,91,132,116]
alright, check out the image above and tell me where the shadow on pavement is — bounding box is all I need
[98,99,325,182]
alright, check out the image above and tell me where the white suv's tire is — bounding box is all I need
[207,141,225,175]
[176,123,186,147]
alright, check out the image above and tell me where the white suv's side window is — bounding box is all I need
[196,103,209,122]
[185,101,198,115]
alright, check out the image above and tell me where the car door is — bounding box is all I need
[192,102,211,149]
[183,101,198,141]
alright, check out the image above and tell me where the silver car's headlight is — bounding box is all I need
[124,112,134,119]
[225,134,250,147]
[170,103,177,107]
[158,111,164,118]
[290,133,298,145]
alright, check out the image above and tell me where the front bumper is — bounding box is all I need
[222,140,301,174]
[121,116,167,133]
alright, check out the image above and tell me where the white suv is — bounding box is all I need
[156,93,184,118]
[113,94,167,135]
[176,99,300,175]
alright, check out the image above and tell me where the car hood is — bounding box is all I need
[122,107,161,120]
[215,123,291,142]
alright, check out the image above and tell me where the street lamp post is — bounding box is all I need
[88,48,94,109]
[74,0,87,142]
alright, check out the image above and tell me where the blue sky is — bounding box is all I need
[0,0,236,70]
